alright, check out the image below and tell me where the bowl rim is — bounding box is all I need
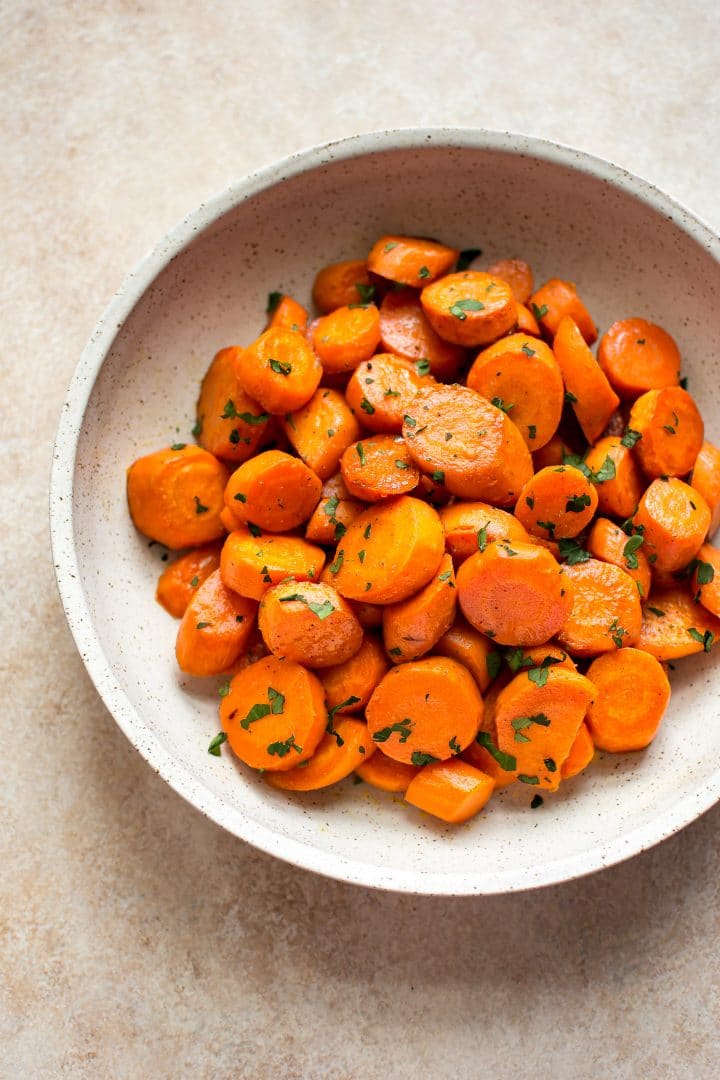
[50,126,720,895]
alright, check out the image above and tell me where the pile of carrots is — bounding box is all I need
[127,234,720,824]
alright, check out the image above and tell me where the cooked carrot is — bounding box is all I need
[585,649,670,753]
[258,579,363,668]
[560,723,594,779]
[280,388,361,480]
[552,316,619,443]
[304,473,364,545]
[531,433,573,472]
[584,436,644,520]
[529,279,597,344]
[267,294,308,333]
[311,304,381,374]
[457,540,573,646]
[266,717,376,791]
[515,302,541,337]
[127,444,229,549]
[320,633,389,715]
[331,495,445,604]
[156,543,222,617]
[415,471,454,509]
[637,587,720,660]
[345,354,433,434]
[420,271,517,346]
[234,327,322,414]
[175,569,257,676]
[366,656,484,764]
[220,505,240,533]
[220,527,325,601]
[628,387,704,478]
[367,235,459,286]
[467,333,564,449]
[383,553,457,662]
[220,655,327,771]
[439,501,530,564]
[692,544,720,618]
[402,384,532,505]
[378,290,465,381]
[435,616,499,692]
[514,465,598,540]
[224,450,321,533]
[404,759,494,823]
[351,600,384,629]
[461,669,516,788]
[586,517,652,600]
[633,478,711,573]
[691,441,720,536]
[598,318,680,398]
[312,259,373,313]
[556,558,642,657]
[355,750,419,793]
[195,347,272,464]
[340,435,420,501]
[485,258,534,304]
[516,643,576,672]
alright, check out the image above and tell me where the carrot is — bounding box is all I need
[598,318,680,398]
[367,235,459,286]
[195,347,272,464]
[529,279,597,344]
[633,478,711,573]
[224,450,322,533]
[515,302,541,337]
[234,327,322,414]
[345,354,433,434]
[485,258,534,304]
[366,656,484,764]
[439,501,530,564]
[561,723,594,779]
[267,294,308,333]
[585,648,670,753]
[467,333,564,449]
[627,387,704,478]
[515,643,576,672]
[258,580,363,667]
[220,527,325,601]
[280,388,360,480]
[552,316,620,443]
[266,718,376,791]
[435,617,499,692]
[304,473,364,545]
[355,750,419,793]
[340,435,420,501]
[331,495,445,604]
[691,441,720,536]
[175,569,257,676]
[220,655,327,771]
[352,600,384,629]
[420,271,517,346]
[402,384,532,505]
[156,542,222,617]
[515,465,598,540]
[320,633,389,715]
[311,304,381,374]
[220,505,240,533]
[383,553,457,662]
[404,759,494,823]
[531,433,572,472]
[378,290,465,381]
[457,540,573,646]
[586,517,652,600]
[312,259,373,313]
[461,669,516,788]
[556,558,642,657]
[127,444,229,549]
[692,544,720,618]
[637,588,720,660]
[584,436,644,520]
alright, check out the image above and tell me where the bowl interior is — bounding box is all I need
[63,134,720,893]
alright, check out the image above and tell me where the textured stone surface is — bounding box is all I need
[2,2,720,1076]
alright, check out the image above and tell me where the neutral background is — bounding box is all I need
[3,2,720,1077]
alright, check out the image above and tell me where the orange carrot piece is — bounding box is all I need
[258,580,363,668]
[345,354,434,434]
[156,543,222,617]
[304,473,364,545]
[556,559,642,657]
[515,302,541,337]
[311,304,381,374]
[224,450,321,533]
[598,318,680,398]
[320,633,390,715]
[420,271,517,346]
[378,290,465,382]
[692,544,720,618]
[633,478,711,573]
[382,553,457,662]
[561,722,594,779]
[404,759,494,823]
[280,388,361,480]
[586,517,652,600]
[268,294,308,333]
[234,327,322,414]
[628,387,704,478]
[439,501,530,564]
[485,258,534,304]
[312,259,373,313]
[196,347,272,465]
[127,444,229,549]
[175,569,257,676]
[435,617,499,692]
[637,588,720,660]
[266,718,376,791]
[461,670,516,788]
[340,435,420,501]
[691,441,720,536]
[552,316,619,442]
[220,527,325,601]
[529,279,597,344]
[367,235,459,286]
[585,649,670,752]
[584,436,644,520]
[515,465,598,540]
[531,433,573,472]
[355,750,419,793]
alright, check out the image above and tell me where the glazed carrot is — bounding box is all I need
[280,388,361,479]
[585,649,670,753]
[220,655,327,771]
[383,553,457,662]
[175,569,257,676]
[586,517,652,600]
[267,294,308,333]
[367,235,459,286]
[351,600,384,629]
[531,433,573,472]
[156,542,222,617]
[420,271,517,346]
[402,384,532,505]
[378,290,465,381]
[515,643,576,672]
[461,669,516,788]
[345,354,433,434]
[556,559,642,657]
[331,495,444,604]
[435,617,499,692]
[127,444,229,549]
[467,333,564,449]
[637,588,720,660]
[691,441,720,536]
[633,478,711,573]
[258,580,363,667]
[560,723,594,779]
[220,527,325,601]
[439,502,530,564]
[304,473,364,545]
[355,750,419,793]
[485,258,534,304]
[552,316,620,443]
[234,327,322,415]
[195,347,272,464]
[404,759,494,823]
[529,279,597,344]
[220,505,240,532]
[628,387,704,478]
[266,718,376,791]
[515,302,541,337]
[320,633,390,714]
[311,304,381,374]
[584,436,644,520]
[692,544,720,618]
[366,656,484,764]
[598,318,680,398]
[312,259,373,313]
[340,435,420,501]
[457,540,573,646]
[514,465,598,540]
[224,450,322,532]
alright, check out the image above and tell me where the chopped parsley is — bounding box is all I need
[328,550,344,574]
[356,443,366,466]
[207,732,227,756]
[247,522,262,537]
[356,282,376,303]
[360,397,375,414]
[511,713,551,743]
[477,523,490,552]
[557,538,591,565]
[372,719,414,744]
[531,302,548,320]
[266,291,282,314]
[528,425,537,440]
[196,621,211,630]
[171,442,186,451]
[194,496,209,514]
[410,751,439,766]
[521,343,536,357]
[621,428,642,449]
[415,358,431,376]
[623,533,644,569]
[431,470,445,484]
[486,651,503,680]
[449,298,484,320]
[566,493,592,513]
[476,731,516,771]
[530,794,544,809]
[269,358,292,376]
[418,266,431,279]
[518,774,540,786]
[688,627,714,652]
[267,734,303,758]
[491,397,514,413]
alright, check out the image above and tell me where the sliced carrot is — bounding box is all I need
[175,568,257,676]
[628,387,704,478]
[367,235,458,286]
[420,271,517,346]
[266,718,375,791]
[586,517,651,600]
[531,433,572,472]
[220,527,325,601]
[280,388,360,480]
[485,258,534,304]
[461,669,516,788]
[584,436,644,520]
[355,750,419,793]
[378,289,465,381]
[598,318,680,398]
[556,558,642,657]
[234,327,322,414]
[352,600,384,629]
[304,473,364,545]
[638,587,720,660]
[692,544,720,618]
[156,543,222,617]
[585,648,670,752]
[311,304,381,374]
[320,633,389,715]
[691,441,720,536]
[552,316,619,442]
[340,435,420,501]
[220,505,240,533]
[345,354,433,433]
[529,279,597,344]
[435,616,499,692]
[127,444,229,549]
[224,450,321,532]
[515,465,598,540]
[267,294,308,333]
[633,478,711,573]
[312,259,373,313]
[404,760,494,823]
[561,723,594,779]
[258,580,363,668]
[439,501,530,564]
[196,347,272,464]
[383,553,457,662]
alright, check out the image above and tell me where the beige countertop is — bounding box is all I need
[3,2,720,1076]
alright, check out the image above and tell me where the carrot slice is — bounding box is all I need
[224,450,321,532]
[383,553,457,663]
[628,387,704,478]
[585,649,670,752]
[312,259,373,313]
[691,441,720,536]
[196,347,272,464]
[637,588,720,660]
[584,436,644,520]
[378,290,465,381]
[340,435,420,501]
[529,279,597,344]
[156,543,222,617]
[266,718,376,790]
[175,568,257,676]
[320,633,389,715]
[311,304,381,374]
[420,271,517,346]
[435,616,499,692]
[304,473,364,545]
[280,388,360,480]
[556,559,642,657]
[485,258,534,304]
[367,235,459,286]
[234,328,323,415]
[692,544,720,618]
[552,316,619,442]
[220,527,325,601]
[440,501,530,564]
[404,760,494,823]
[461,670,516,788]
[531,433,573,472]
[355,750,419,793]
[586,517,651,600]
[561,723,594,779]
[633,478,711,573]
[267,294,308,333]
[598,318,680,398]
[258,580,363,668]
[127,444,229,549]
[515,302,541,337]
[515,465,598,540]
[345,354,433,434]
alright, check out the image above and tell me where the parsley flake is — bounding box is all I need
[208,732,227,756]
[269,358,292,376]
[450,298,484,320]
[373,719,414,744]
[411,751,439,766]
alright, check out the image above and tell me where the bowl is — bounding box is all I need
[50,128,720,895]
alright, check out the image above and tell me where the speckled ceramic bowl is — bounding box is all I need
[50,129,720,894]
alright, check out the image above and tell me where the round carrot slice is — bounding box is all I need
[367,235,458,286]
[598,318,680,398]
[461,670,516,788]
[637,588,720,660]
[691,440,720,536]
[586,517,652,600]
[320,633,390,715]
[258,580,363,668]
[531,433,573,472]
[633,478,711,573]
[340,435,419,501]
[175,568,257,676]
[435,616,499,692]
[312,259,373,313]
[355,750,419,793]
[345,354,433,433]
[485,258,534,304]
[366,656,484,765]
[515,465,598,540]
[127,444,229,549]
[584,436,644,520]
[156,542,222,618]
[220,528,325,601]
[220,655,327,771]
[552,316,619,443]
[585,649,670,752]
[378,290,465,381]
[196,347,272,464]
[311,304,381,374]
[234,327,322,414]
[420,271,517,346]
[305,473,364,545]
[529,278,597,344]
[267,294,308,333]
[440,501,530,564]
[383,553,457,663]
[266,718,376,791]
[556,559,642,657]
[280,388,361,480]
[692,543,720,618]
[224,450,321,532]
[561,722,594,779]
[404,759,494,823]
[515,302,541,337]
[628,387,704,478]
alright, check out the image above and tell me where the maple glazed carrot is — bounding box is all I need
[156,543,222,618]
[378,290,466,381]
[127,444,229,549]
